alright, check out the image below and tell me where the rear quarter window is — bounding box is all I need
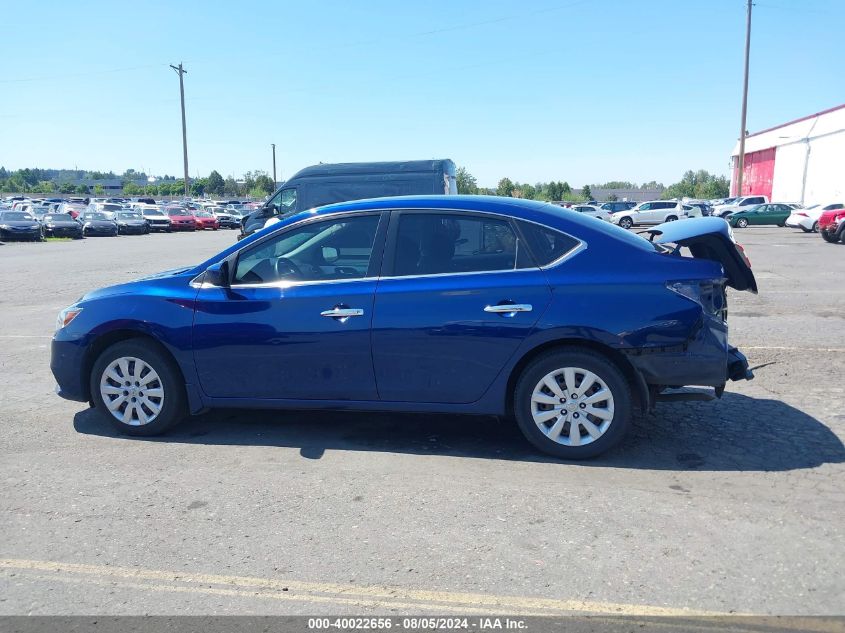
[517,221,580,266]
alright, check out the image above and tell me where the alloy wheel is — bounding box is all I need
[530,367,615,447]
[99,356,165,426]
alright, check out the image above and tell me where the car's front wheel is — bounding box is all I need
[90,340,186,436]
[618,217,633,229]
[665,215,678,222]
[821,230,839,243]
[513,348,632,459]
[736,218,749,228]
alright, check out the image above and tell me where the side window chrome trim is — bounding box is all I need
[192,276,380,291]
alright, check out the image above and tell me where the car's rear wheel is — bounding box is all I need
[665,215,678,222]
[90,340,186,436]
[618,217,633,230]
[513,349,632,459]
[812,221,819,233]
[821,230,838,243]
[737,218,749,228]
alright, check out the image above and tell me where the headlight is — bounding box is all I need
[56,306,83,331]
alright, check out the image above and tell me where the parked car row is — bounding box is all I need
[0,196,261,241]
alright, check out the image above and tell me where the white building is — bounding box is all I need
[730,103,845,204]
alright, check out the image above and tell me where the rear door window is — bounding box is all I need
[391,213,533,276]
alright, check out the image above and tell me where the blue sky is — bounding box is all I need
[1,0,842,187]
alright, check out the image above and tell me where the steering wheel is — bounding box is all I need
[273,257,303,280]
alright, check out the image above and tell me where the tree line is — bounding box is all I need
[1,164,729,202]
[0,166,276,198]
[456,167,728,202]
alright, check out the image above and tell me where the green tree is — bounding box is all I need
[59,183,76,194]
[561,181,571,195]
[496,177,515,197]
[76,184,90,194]
[254,173,275,195]
[606,193,618,201]
[207,170,225,196]
[223,176,240,197]
[123,181,141,195]
[581,184,592,200]
[515,183,536,200]
[190,178,208,197]
[456,167,478,194]
[92,184,105,195]
[662,170,727,200]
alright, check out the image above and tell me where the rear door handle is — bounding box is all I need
[320,307,364,319]
[484,303,533,314]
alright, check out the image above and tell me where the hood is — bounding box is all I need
[82,267,195,301]
[645,217,758,293]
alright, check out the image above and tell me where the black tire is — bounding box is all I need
[513,348,632,459]
[777,222,785,227]
[618,217,633,230]
[812,221,819,233]
[665,215,678,222]
[737,218,748,228]
[821,230,838,243]
[800,226,811,233]
[90,340,186,436]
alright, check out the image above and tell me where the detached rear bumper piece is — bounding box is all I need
[727,346,754,381]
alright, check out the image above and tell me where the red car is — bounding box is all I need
[165,207,198,231]
[193,211,220,230]
[818,208,845,243]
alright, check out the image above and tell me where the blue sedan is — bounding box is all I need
[51,196,756,458]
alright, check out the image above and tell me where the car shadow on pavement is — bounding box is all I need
[73,392,845,472]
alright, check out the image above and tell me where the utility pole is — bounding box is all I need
[170,63,190,198]
[735,0,752,196]
[271,143,277,189]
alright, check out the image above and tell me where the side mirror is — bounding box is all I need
[321,246,339,263]
[204,261,230,288]
[265,203,279,216]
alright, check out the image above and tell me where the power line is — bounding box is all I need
[0,63,165,84]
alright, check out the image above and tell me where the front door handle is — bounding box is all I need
[320,307,364,320]
[484,303,533,314]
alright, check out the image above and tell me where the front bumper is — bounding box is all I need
[46,227,83,237]
[118,225,148,235]
[0,228,41,240]
[51,337,88,402]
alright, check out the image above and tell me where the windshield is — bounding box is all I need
[119,212,143,220]
[166,208,187,216]
[102,204,122,212]
[1,212,35,221]
[195,211,212,218]
[45,214,74,222]
[85,213,110,221]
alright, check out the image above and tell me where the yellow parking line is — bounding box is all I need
[1,558,723,616]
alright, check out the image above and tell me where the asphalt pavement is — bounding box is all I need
[0,225,842,616]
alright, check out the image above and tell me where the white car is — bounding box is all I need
[786,203,845,233]
[713,195,769,218]
[569,204,611,221]
[136,204,172,232]
[610,200,689,229]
